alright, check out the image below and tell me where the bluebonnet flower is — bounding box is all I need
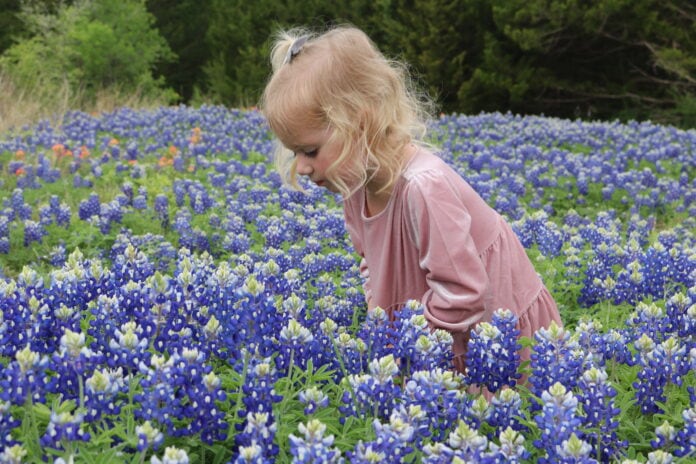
[445,420,489,461]
[136,420,164,452]
[534,382,582,464]
[299,387,329,415]
[600,329,636,366]
[39,407,90,450]
[23,220,46,246]
[234,412,278,463]
[151,446,190,464]
[466,308,521,392]
[574,319,606,367]
[48,243,67,267]
[121,181,134,203]
[577,367,625,462]
[0,444,28,463]
[0,399,20,448]
[391,302,453,373]
[233,444,275,464]
[633,335,687,414]
[11,188,32,220]
[349,442,388,463]
[214,275,282,362]
[0,345,53,405]
[665,292,694,338]
[333,331,368,377]
[237,359,282,425]
[133,194,147,210]
[486,427,530,463]
[49,328,104,401]
[555,433,597,463]
[177,362,229,444]
[289,419,344,463]
[489,388,525,433]
[134,354,181,434]
[651,420,676,450]
[102,320,151,373]
[78,192,100,220]
[39,204,53,226]
[339,355,401,422]
[674,404,696,457]
[84,367,126,423]
[356,307,398,362]
[421,442,455,463]
[627,302,670,343]
[530,322,586,404]
[646,450,675,464]
[400,368,467,441]
[351,404,431,463]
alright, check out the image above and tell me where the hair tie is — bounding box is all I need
[283,35,309,65]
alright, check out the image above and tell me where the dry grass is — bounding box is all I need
[0,71,169,134]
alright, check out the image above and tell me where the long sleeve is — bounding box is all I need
[403,171,492,332]
[344,214,374,308]
[359,257,374,309]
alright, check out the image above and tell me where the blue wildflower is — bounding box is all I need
[339,355,401,422]
[39,407,90,450]
[466,308,521,393]
[150,446,190,464]
[299,387,329,415]
[577,367,625,462]
[489,388,525,433]
[486,427,530,463]
[533,382,582,464]
[674,405,696,458]
[530,322,586,404]
[136,420,164,452]
[233,411,278,462]
[289,419,344,463]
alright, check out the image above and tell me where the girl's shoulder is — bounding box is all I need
[401,148,457,184]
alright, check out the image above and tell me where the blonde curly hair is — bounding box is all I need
[259,25,434,198]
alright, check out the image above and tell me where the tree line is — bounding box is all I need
[1,0,695,128]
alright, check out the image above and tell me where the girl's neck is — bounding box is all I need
[363,143,419,217]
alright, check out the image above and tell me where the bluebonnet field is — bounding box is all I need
[0,106,694,463]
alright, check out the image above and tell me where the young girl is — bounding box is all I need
[260,25,562,373]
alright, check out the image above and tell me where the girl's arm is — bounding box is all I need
[359,256,375,310]
[405,173,491,333]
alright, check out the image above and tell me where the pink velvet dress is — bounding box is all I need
[343,148,562,372]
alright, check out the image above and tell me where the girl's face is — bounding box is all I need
[283,126,349,193]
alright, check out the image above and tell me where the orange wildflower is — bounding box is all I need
[189,127,202,144]
[128,160,138,166]
[52,144,65,156]
[158,156,173,167]
[168,145,179,156]
[15,167,25,176]
[109,138,119,146]
[14,150,25,159]
[79,146,90,159]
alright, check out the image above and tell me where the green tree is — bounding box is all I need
[0,0,25,54]
[202,0,376,106]
[0,0,176,105]
[475,0,696,124]
[369,0,490,114]
[146,0,212,102]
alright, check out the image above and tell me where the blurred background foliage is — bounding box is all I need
[0,0,694,129]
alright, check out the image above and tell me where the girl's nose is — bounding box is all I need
[295,155,313,176]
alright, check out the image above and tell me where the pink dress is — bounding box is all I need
[343,148,562,372]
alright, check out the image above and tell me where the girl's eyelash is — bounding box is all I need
[304,149,318,157]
